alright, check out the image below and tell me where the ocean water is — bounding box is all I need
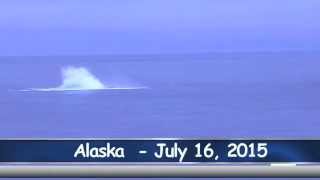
[0,52,320,179]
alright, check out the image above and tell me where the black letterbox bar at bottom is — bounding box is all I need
[0,139,320,163]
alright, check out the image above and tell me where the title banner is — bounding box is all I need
[0,139,319,163]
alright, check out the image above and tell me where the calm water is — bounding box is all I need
[1,52,320,138]
[0,52,320,179]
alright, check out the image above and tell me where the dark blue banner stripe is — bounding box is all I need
[0,139,319,163]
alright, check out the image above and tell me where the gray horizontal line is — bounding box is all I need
[0,162,317,165]
[1,165,320,177]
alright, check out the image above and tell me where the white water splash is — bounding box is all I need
[21,66,147,91]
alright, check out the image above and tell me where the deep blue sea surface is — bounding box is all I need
[0,52,320,179]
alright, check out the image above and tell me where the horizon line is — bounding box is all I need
[0,49,320,58]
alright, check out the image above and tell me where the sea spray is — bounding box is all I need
[58,66,105,90]
[20,66,147,91]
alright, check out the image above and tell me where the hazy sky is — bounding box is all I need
[0,0,319,55]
